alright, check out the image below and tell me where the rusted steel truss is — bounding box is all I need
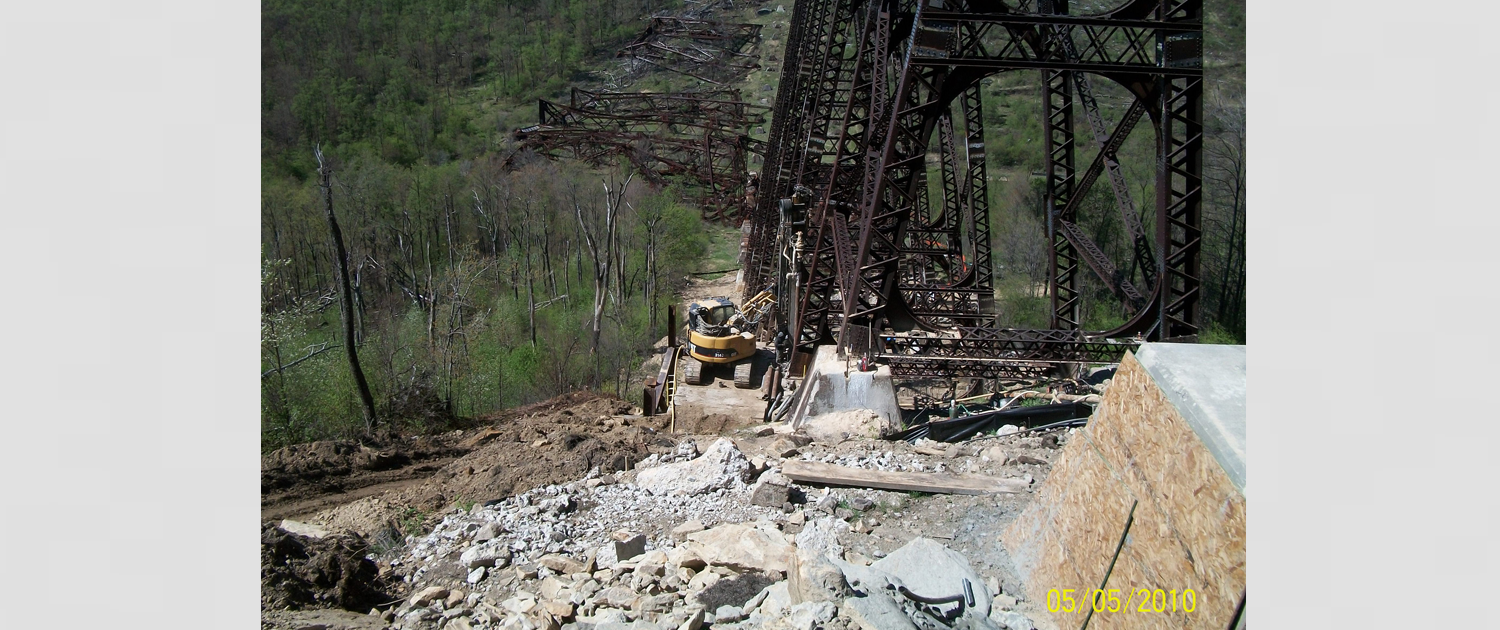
[618,18,764,85]
[510,88,770,221]
[748,0,1202,379]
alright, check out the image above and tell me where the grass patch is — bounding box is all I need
[399,507,431,537]
[1199,321,1243,345]
[699,225,743,279]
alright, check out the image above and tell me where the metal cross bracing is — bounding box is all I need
[618,18,765,85]
[882,327,1138,364]
[884,356,1054,379]
[748,0,1202,382]
[508,88,770,221]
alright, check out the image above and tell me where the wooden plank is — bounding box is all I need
[781,460,1029,495]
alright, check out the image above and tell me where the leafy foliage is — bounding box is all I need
[262,0,679,179]
[262,159,706,450]
[261,0,713,450]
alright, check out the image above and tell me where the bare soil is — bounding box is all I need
[302,391,680,539]
[261,435,470,522]
[260,522,401,613]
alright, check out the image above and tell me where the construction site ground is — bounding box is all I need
[262,259,1085,630]
[260,377,1077,630]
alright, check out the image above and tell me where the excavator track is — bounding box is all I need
[732,360,754,388]
[682,356,707,385]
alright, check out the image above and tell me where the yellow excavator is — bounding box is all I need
[682,289,775,388]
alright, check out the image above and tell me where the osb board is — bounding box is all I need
[1000,352,1245,630]
[1085,352,1246,628]
[1000,427,1135,629]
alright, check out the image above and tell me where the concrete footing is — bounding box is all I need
[786,345,902,432]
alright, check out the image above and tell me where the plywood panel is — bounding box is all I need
[1001,351,1245,630]
[1002,426,1134,629]
[1087,353,1246,628]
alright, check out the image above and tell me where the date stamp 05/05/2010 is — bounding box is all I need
[1046,588,1199,615]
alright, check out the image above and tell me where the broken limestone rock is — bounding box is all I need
[687,568,722,593]
[634,438,753,496]
[475,522,504,542]
[278,519,331,539]
[990,609,1033,630]
[539,554,586,575]
[801,409,898,443]
[757,581,793,618]
[612,532,647,562]
[462,541,514,569]
[672,520,706,536]
[685,522,795,573]
[794,517,851,558]
[788,546,852,605]
[667,545,706,571]
[751,483,793,508]
[679,608,706,630]
[868,538,992,617]
[771,437,802,458]
[411,586,450,607]
[540,577,567,600]
[841,591,917,630]
[600,586,639,610]
[444,589,466,608]
[714,605,745,623]
[786,601,838,630]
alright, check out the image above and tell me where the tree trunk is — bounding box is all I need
[426,240,436,347]
[316,148,379,431]
[525,240,537,348]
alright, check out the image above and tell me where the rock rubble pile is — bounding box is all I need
[351,439,1043,630]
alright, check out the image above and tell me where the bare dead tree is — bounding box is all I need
[633,197,665,332]
[576,170,634,355]
[316,146,379,431]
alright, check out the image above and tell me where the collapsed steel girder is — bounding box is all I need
[749,0,1202,379]
[618,18,764,85]
[510,89,770,220]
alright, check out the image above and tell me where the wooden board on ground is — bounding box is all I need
[781,460,1029,495]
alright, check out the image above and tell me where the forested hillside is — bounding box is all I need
[261,0,1246,449]
[262,0,669,178]
[261,0,707,449]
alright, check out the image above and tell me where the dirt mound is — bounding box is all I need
[260,523,401,612]
[261,432,472,523]
[262,436,466,491]
[308,391,678,538]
